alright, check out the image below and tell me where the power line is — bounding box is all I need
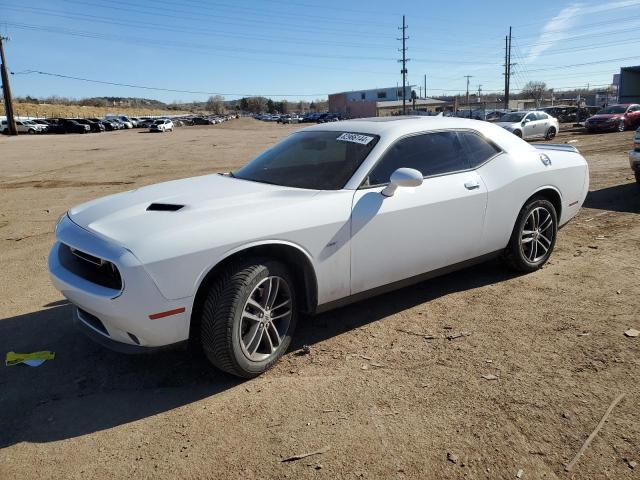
[14,70,329,97]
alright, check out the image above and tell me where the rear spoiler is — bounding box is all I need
[534,143,579,153]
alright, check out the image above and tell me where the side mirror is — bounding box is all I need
[522,118,530,125]
[381,168,423,197]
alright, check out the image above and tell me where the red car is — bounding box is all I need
[585,103,640,132]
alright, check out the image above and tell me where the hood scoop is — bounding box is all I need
[146,203,185,212]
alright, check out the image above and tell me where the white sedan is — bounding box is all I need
[49,117,589,377]
[496,111,560,140]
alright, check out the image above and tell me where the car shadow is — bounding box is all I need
[0,259,518,447]
[292,259,519,349]
[583,182,640,214]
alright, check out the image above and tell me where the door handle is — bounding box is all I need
[464,180,480,190]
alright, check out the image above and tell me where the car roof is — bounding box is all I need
[300,116,534,153]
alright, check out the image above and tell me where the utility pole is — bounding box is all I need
[503,26,514,110]
[424,74,427,99]
[477,84,482,99]
[464,75,473,118]
[0,36,17,136]
[397,15,409,115]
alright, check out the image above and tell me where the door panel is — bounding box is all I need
[350,172,487,294]
[522,118,537,138]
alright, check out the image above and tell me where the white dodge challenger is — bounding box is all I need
[49,117,589,377]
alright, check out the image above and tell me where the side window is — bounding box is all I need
[457,131,501,168]
[536,112,548,120]
[367,132,468,185]
[525,113,536,122]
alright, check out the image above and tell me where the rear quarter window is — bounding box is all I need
[457,131,502,168]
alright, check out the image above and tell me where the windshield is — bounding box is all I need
[500,112,526,122]
[597,105,626,114]
[234,131,380,190]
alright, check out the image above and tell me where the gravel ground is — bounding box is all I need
[0,119,638,479]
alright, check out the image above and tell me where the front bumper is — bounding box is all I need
[48,215,192,350]
[585,122,619,131]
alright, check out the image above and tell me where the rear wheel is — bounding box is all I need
[545,127,556,140]
[503,197,558,272]
[200,259,297,378]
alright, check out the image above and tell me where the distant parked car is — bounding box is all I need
[22,120,47,133]
[496,111,559,140]
[136,118,156,128]
[74,119,105,133]
[149,119,173,132]
[630,127,640,185]
[106,116,133,129]
[192,117,211,125]
[585,104,640,133]
[485,110,508,122]
[1,120,40,134]
[61,119,91,134]
[32,119,51,132]
[88,118,115,131]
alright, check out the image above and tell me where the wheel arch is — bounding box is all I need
[527,186,563,221]
[189,241,318,341]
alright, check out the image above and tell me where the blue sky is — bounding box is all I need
[2,0,640,103]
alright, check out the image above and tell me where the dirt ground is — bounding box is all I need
[0,119,638,479]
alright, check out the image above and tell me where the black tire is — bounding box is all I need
[545,127,556,140]
[503,197,558,272]
[200,259,297,378]
[28,129,35,135]
[635,171,640,185]
[618,121,625,132]
[513,129,523,138]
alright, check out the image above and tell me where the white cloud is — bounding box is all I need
[525,3,582,63]
[525,0,640,63]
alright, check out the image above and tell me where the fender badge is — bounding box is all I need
[539,153,552,166]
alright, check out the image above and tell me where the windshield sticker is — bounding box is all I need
[336,132,374,145]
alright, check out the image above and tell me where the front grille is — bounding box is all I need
[77,308,109,336]
[59,244,123,290]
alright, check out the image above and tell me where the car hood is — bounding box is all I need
[68,174,320,247]
[495,121,519,129]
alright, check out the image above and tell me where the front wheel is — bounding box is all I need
[503,197,558,272]
[200,259,297,378]
[635,171,640,185]
[618,121,626,132]
[513,129,523,138]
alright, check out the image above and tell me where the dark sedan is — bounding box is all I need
[46,119,90,134]
[74,119,105,133]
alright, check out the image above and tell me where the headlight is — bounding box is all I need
[54,212,67,235]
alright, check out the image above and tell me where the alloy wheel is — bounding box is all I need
[520,206,554,263]
[239,276,292,362]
